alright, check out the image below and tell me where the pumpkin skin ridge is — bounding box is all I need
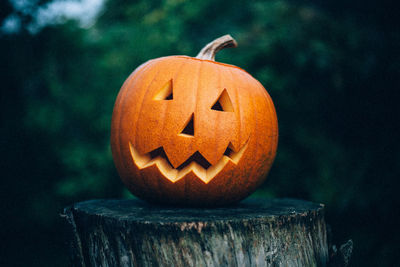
[146,60,189,166]
[240,66,277,194]
[196,61,237,165]
[119,58,182,196]
[244,71,259,193]
[193,59,202,154]
[156,61,189,204]
[226,67,243,151]
[162,59,203,168]
[209,66,246,203]
[251,72,279,161]
[130,60,167,197]
[112,61,155,164]
[250,73,278,190]
[225,67,251,194]
[128,58,193,163]
[113,59,161,163]
[133,61,171,149]
[111,60,160,196]
[140,59,189,198]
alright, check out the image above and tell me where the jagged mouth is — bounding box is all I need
[129,140,249,184]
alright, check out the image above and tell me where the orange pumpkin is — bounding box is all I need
[111,35,278,206]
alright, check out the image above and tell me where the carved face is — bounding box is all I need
[111,56,278,206]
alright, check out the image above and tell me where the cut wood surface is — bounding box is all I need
[63,198,330,267]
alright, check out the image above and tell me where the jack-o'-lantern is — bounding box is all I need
[111,35,278,206]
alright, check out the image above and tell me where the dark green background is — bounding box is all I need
[1,0,399,266]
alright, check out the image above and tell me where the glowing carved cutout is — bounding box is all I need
[223,142,236,158]
[129,140,249,184]
[179,113,194,137]
[211,89,234,112]
[153,79,173,100]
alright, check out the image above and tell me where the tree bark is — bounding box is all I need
[63,198,330,267]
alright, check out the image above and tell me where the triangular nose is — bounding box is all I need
[180,113,194,136]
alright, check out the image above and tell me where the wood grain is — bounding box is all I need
[63,198,329,266]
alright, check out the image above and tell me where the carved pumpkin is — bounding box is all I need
[111,35,278,206]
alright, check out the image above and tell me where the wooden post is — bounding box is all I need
[63,198,333,266]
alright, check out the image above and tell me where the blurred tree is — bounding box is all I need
[1,0,398,266]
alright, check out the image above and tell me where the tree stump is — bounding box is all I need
[63,198,329,267]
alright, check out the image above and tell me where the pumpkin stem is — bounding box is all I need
[196,35,238,61]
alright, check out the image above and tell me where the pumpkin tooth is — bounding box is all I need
[228,139,248,164]
[129,143,152,166]
[153,157,179,182]
[206,156,230,183]
[176,162,207,182]
[129,139,248,183]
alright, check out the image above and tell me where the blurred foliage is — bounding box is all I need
[1,0,399,266]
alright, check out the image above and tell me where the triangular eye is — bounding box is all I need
[153,79,173,100]
[211,89,234,112]
[179,113,194,136]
